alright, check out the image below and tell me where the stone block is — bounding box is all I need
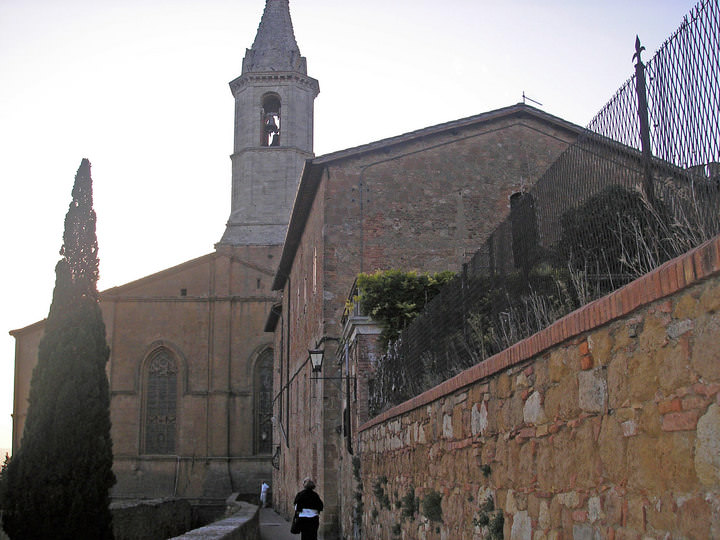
[661,410,700,432]
[548,349,569,382]
[694,403,720,486]
[606,352,629,409]
[511,509,532,540]
[523,391,547,425]
[698,281,720,313]
[534,357,550,388]
[673,292,698,319]
[578,369,607,413]
[496,372,512,398]
[667,318,694,339]
[636,313,668,353]
[628,432,696,492]
[572,523,600,540]
[544,374,579,420]
[627,351,660,402]
[587,496,602,523]
[588,328,612,366]
[645,492,678,534]
[691,314,720,380]
[639,402,662,437]
[621,419,637,437]
[678,494,714,539]
[538,499,551,530]
[657,398,682,414]
[471,402,488,436]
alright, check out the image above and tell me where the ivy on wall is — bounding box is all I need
[352,269,456,347]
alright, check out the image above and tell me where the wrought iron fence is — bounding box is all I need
[369,0,720,416]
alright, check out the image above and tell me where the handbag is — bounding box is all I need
[290,511,301,534]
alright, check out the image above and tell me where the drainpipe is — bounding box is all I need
[173,455,181,497]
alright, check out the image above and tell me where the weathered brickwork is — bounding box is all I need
[270,106,584,536]
[12,1,312,505]
[337,317,382,538]
[358,237,720,539]
[12,245,279,500]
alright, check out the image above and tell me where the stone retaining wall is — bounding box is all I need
[111,498,193,540]
[168,501,259,540]
[358,237,720,539]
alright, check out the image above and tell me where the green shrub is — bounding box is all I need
[401,487,418,519]
[353,269,455,347]
[421,490,443,523]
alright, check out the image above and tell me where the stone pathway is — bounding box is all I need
[259,507,296,540]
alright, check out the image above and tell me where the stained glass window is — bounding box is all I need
[256,349,273,454]
[144,349,177,454]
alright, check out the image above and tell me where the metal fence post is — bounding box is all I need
[633,35,656,207]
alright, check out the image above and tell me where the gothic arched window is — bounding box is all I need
[261,94,281,147]
[255,349,273,454]
[143,348,178,455]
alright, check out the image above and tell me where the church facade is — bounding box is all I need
[11,0,316,503]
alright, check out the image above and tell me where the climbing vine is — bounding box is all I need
[352,269,455,347]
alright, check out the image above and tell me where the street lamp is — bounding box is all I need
[307,338,354,385]
[309,348,324,372]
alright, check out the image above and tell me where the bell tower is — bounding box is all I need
[219,0,319,246]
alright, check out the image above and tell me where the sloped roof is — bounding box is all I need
[10,254,216,335]
[271,103,587,291]
[99,252,216,298]
[242,0,306,74]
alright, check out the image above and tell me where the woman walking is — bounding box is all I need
[293,477,323,540]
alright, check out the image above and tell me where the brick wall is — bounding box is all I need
[273,110,582,536]
[358,236,720,539]
[12,245,278,502]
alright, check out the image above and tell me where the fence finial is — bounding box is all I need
[632,35,645,65]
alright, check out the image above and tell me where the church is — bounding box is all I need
[11,0,317,503]
[11,0,586,534]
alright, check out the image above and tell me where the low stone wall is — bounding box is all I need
[111,498,193,540]
[358,237,720,538]
[168,501,259,540]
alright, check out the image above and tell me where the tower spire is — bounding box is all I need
[242,0,306,74]
[218,0,318,247]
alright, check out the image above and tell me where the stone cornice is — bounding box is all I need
[229,71,319,96]
[104,295,277,303]
[230,146,314,160]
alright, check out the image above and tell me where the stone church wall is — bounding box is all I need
[272,111,581,532]
[272,110,584,536]
[12,246,279,503]
[357,236,720,539]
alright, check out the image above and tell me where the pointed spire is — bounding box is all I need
[242,0,307,74]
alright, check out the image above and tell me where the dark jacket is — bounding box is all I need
[294,488,324,513]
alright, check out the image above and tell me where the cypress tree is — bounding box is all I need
[1,159,115,539]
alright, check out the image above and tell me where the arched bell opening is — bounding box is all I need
[261,94,281,147]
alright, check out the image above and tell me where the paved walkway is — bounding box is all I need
[259,507,296,540]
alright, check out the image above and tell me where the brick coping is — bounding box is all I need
[359,234,720,432]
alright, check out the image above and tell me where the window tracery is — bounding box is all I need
[255,349,273,454]
[144,349,178,455]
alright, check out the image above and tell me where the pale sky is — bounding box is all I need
[0,0,697,452]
